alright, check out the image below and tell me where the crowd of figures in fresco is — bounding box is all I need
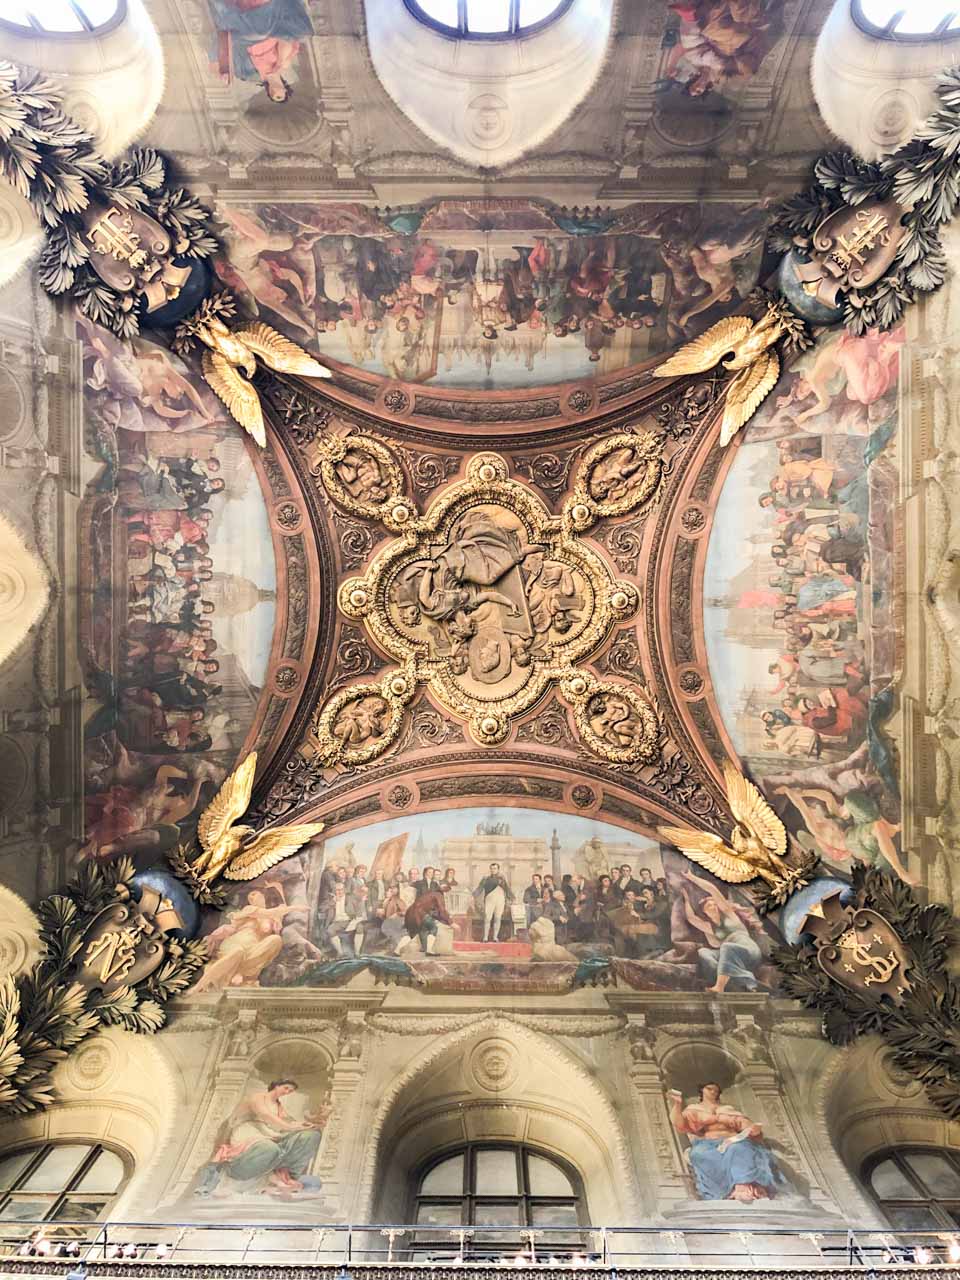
[197,813,777,993]
[213,199,770,385]
[79,319,276,866]
[707,327,906,881]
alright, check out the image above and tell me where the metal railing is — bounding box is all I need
[4,1221,960,1272]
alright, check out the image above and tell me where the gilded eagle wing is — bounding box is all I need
[724,761,787,856]
[658,825,756,883]
[223,822,326,881]
[718,350,780,446]
[197,752,258,859]
[652,316,754,378]
[202,349,266,447]
[234,322,333,379]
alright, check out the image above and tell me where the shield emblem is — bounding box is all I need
[75,886,182,994]
[83,202,173,296]
[802,892,911,1003]
[469,627,513,684]
[794,200,906,307]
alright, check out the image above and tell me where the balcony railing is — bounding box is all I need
[3,1221,960,1275]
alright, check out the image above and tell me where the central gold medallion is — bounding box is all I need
[307,438,664,763]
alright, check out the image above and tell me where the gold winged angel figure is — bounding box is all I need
[659,761,810,899]
[653,301,810,446]
[178,752,324,890]
[174,295,332,447]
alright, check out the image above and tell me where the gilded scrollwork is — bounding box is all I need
[559,670,661,765]
[319,451,647,752]
[309,431,416,530]
[308,667,416,767]
[565,429,664,531]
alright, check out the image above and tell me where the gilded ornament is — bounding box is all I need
[316,451,650,757]
[652,302,810,446]
[565,431,664,529]
[171,753,324,896]
[559,670,660,765]
[174,295,332,447]
[309,432,407,522]
[659,761,817,904]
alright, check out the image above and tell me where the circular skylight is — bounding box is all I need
[0,0,123,32]
[853,0,960,37]
[404,0,572,38]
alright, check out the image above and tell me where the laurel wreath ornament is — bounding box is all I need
[0,858,206,1116]
[0,60,217,338]
[773,864,960,1120]
[769,66,960,334]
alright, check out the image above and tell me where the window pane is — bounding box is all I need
[872,1158,922,1199]
[884,1205,942,1230]
[417,0,460,25]
[421,1155,463,1196]
[415,1202,463,1241]
[0,2,33,23]
[28,0,85,29]
[0,1151,35,1191]
[417,1203,463,1225]
[73,1150,124,1195]
[0,1197,56,1222]
[894,0,951,31]
[51,1197,108,1223]
[527,1155,574,1196]
[518,0,562,23]
[857,0,902,25]
[903,1153,960,1198]
[79,0,120,20]
[20,1146,92,1193]
[475,1149,518,1195]
[529,1202,580,1227]
[465,0,511,31]
[472,1201,520,1241]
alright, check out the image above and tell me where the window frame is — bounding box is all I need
[402,0,574,40]
[0,0,127,37]
[0,1141,131,1225]
[850,0,960,42]
[410,1141,587,1255]
[864,1146,960,1230]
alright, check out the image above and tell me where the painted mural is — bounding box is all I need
[657,0,784,100]
[213,199,770,388]
[705,327,906,881]
[79,318,277,866]
[195,808,780,993]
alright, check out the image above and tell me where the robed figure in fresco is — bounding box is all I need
[195,1079,329,1198]
[208,0,313,103]
[668,1082,790,1202]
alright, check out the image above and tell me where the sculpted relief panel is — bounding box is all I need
[308,440,659,756]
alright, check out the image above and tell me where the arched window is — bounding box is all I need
[0,0,124,34]
[865,1148,960,1229]
[852,0,960,39]
[0,1143,128,1224]
[411,1143,586,1257]
[403,0,572,38]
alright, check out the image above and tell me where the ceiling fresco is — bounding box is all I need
[4,0,960,1242]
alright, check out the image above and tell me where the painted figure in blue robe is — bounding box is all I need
[208,0,313,103]
[669,1082,791,1202]
[195,1079,329,1197]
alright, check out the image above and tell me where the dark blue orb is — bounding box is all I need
[776,250,844,328]
[139,257,213,331]
[779,875,851,945]
[130,868,201,940]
